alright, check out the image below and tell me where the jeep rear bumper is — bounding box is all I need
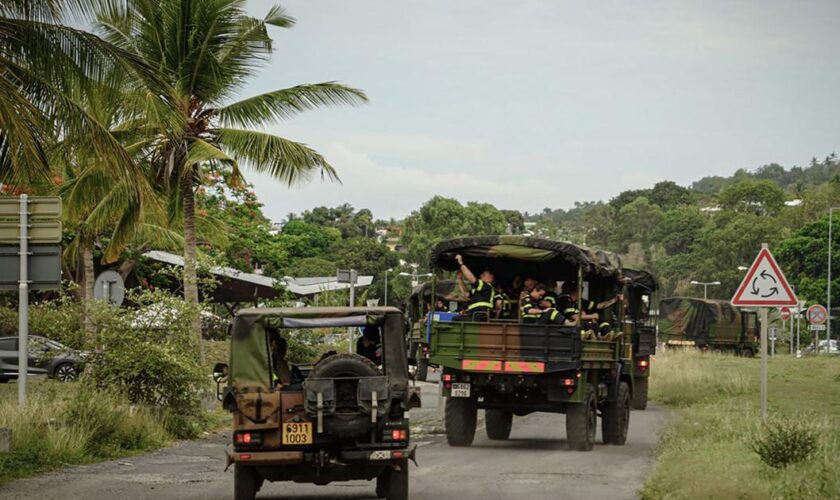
[225,445,415,468]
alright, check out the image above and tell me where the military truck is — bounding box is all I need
[428,236,639,451]
[405,280,467,381]
[213,307,419,500]
[621,269,659,410]
[658,298,759,356]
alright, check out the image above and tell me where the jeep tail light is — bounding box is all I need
[562,378,575,387]
[234,432,262,446]
[391,429,408,441]
[442,374,452,382]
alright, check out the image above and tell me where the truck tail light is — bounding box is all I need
[442,374,452,382]
[638,358,649,371]
[562,378,575,386]
[391,429,408,441]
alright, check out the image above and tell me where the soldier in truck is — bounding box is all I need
[454,253,496,320]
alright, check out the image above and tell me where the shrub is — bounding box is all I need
[752,417,818,468]
[87,289,206,432]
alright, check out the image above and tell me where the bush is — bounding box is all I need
[87,289,207,436]
[753,418,818,468]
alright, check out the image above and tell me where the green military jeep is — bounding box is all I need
[213,307,419,500]
[428,236,645,451]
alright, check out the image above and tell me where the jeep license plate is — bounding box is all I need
[451,383,471,398]
[282,422,313,445]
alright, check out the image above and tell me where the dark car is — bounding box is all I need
[0,335,85,382]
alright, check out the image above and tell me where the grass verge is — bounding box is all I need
[0,380,220,485]
[641,350,840,499]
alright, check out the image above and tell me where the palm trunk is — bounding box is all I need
[182,178,205,362]
[82,239,96,347]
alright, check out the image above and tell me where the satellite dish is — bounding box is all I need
[93,270,125,306]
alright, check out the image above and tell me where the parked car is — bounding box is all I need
[0,335,86,382]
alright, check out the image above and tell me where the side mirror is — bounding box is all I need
[212,362,229,383]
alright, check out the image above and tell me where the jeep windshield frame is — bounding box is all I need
[229,307,408,391]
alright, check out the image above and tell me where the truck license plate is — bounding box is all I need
[282,422,313,445]
[451,383,471,398]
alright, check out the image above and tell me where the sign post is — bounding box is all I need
[17,195,28,405]
[0,195,63,405]
[337,269,358,354]
[732,243,798,421]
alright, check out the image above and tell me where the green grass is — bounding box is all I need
[642,350,840,499]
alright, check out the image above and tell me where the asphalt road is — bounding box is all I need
[0,381,668,500]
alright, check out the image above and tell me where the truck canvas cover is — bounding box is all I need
[658,298,743,345]
[430,235,622,280]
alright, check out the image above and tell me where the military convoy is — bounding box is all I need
[213,307,419,500]
[658,297,759,356]
[213,235,661,499]
[427,236,654,451]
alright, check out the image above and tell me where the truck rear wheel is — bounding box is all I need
[602,382,631,445]
[566,383,596,451]
[234,464,260,500]
[485,410,513,440]
[631,377,648,410]
[416,358,429,382]
[445,397,478,447]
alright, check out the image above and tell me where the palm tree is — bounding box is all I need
[94,0,367,356]
[0,0,156,189]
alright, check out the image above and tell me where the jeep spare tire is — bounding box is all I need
[309,353,381,438]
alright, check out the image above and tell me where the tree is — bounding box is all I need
[95,1,367,351]
[613,197,663,255]
[777,215,836,305]
[649,181,692,209]
[501,209,526,234]
[0,1,154,189]
[401,196,507,268]
[609,189,651,211]
[718,180,785,216]
[278,220,341,260]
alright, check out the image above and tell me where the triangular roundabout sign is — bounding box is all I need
[732,246,798,307]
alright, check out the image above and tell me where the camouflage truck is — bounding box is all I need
[405,280,467,381]
[212,307,419,500]
[621,269,659,410]
[658,298,759,356]
[429,236,639,451]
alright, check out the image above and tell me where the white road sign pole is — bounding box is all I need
[18,194,28,405]
[759,307,768,420]
[732,243,798,422]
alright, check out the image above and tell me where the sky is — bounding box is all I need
[241,0,840,222]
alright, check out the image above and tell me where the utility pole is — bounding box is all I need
[828,208,839,348]
[384,268,393,306]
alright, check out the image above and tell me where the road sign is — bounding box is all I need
[810,324,827,331]
[0,245,61,290]
[0,221,62,244]
[94,270,125,306]
[731,247,798,307]
[0,197,60,219]
[807,304,828,325]
[0,196,62,244]
[780,307,791,321]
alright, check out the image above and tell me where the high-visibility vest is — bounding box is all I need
[467,280,495,311]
